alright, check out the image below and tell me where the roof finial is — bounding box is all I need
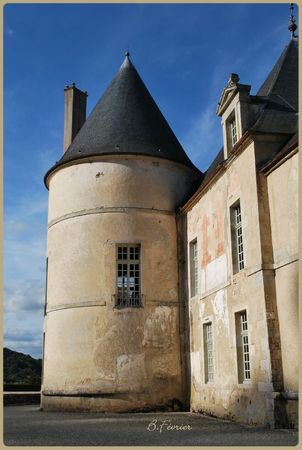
[120,49,133,70]
[288,3,298,39]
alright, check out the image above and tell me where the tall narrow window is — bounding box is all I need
[204,322,214,383]
[230,201,245,273]
[235,310,251,383]
[230,116,238,146]
[116,245,141,308]
[189,239,198,297]
[226,112,238,154]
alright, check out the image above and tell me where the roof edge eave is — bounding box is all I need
[44,151,202,189]
[180,131,256,213]
[258,139,299,175]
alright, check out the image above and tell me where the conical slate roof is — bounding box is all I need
[46,54,199,180]
[257,38,298,111]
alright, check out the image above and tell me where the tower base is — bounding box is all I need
[41,393,184,413]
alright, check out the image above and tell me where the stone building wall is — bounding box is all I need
[186,143,278,426]
[266,151,299,427]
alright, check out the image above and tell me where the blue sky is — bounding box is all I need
[4,3,295,358]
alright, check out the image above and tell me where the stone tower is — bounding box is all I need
[42,53,201,411]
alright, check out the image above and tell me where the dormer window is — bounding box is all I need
[216,73,252,160]
[225,112,238,153]
[229,114,238,147]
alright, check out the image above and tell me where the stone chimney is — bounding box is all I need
[63,83,88,153]
[227,73,240,87]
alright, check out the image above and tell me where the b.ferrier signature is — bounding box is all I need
[147,418,192,432]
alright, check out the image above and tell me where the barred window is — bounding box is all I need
[116,245,141,308]
[236,310,251,383]
[231,201,245,273]
[204,322,214,383]
[189,239,198,297]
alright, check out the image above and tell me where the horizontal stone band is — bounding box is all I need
[47,300,107,313]
[48,206,175,228]
[46,299,179,314]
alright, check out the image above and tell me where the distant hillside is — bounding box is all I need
[4,347,42,385]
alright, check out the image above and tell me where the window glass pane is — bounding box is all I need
[116,245,141,307]
[230,117,238,147]
[190,239,198,297]
[231,201,245,273]
[236,310,251,382]
[204,323,214,383]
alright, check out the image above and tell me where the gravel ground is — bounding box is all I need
[3,405,298,446]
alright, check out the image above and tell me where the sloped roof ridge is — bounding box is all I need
[257,42,289,97]
[256,38,298,111]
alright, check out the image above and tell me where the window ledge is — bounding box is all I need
[238,381,252,388]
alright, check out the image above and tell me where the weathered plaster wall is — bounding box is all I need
[42,156,199,412]
[187,143,276,426]
[267,152,299,395]
[47,155,197,224]
[267,153,298,264]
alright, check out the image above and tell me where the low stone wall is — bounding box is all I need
[4,384,41,392]
[4,392,40,406]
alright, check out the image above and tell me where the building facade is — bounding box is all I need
[42,34,298,427]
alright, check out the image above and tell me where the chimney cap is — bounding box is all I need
[228,73,240,86]
[64,84,88,95]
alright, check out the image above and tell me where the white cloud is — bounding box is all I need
[37,146,60,174]
[179,55,230,172]
[183,103,222,171]
[22,197,48,217]
[4,236,46,281]
[4,193,48,238]
[4,327,41,343]
[4,327,43,359]
[5,236,46,258]
[4,161,49,358]
[4,279,45,313]
[5,191,48,222]
[4,191,47,288]
[4,305,44,358]
[4,219,27,234]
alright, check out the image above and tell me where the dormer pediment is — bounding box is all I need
[216,73,251,117]
[216,85,238,116]
[216,73,253,160]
